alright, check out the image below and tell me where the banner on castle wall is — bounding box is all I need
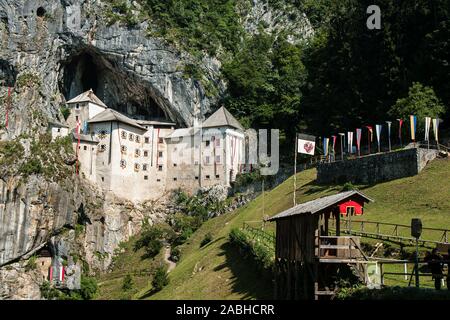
[332,135,337,155]
[424,117,431,141]
[410,115,417,141]
[376,124,382,144]
[397,119,403,138]
[366,126,373,142]
[297,134,316,155]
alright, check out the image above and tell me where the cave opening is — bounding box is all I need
[60,49,173,122]
[36,7,46,17]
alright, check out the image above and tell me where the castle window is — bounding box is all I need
[173,163,177,167]
[134,163,140,171]
[144,150,148,157]
[205,141,210,147]
[120,160,127,168]
[158,151,163,158]
[121,131,127,139]
[83,146,87,151]
[194,160,199,165]
[215,155,221,164]
[145,137,149,143]
[158,165,163,171]
[157,179,161,182]
[99,144,106,152]
[75,116,79,121]
[206,175,210,179]
[158,137,163,143]
[75,104,80,109]
[57,128,61,133]
[121,145,127,153]
[135,149,141,157]
[173,177,177,181]
[144,175,148,180]
[195,176,199,180]
[216,175,220,179]
[101,177,105,182]
[136,136,140,143]
[129,133,134,141]
[143,164,148,171]
[216,138,221,147]
[205,156,210,164]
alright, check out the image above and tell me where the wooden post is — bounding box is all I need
[293,134,297,206]
[336,212,341,236]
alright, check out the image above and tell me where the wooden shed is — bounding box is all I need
[269,190,373,300]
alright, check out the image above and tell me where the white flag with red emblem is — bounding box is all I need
[297,134,316,156]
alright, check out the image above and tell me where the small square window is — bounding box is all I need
[75,116,79,121]
[57,128,61,133]
[145,137,149,143]
[144,175,148,180]
[194,161,199,165]
[158,138,163,143]
[205,156,210,164]
[173,163,177,167]
[215,155,220,163]
[205,141,210,147]
[136,136,140,143]
[216,175,220,179]
[173,177,177,181]
[195,176,199,180]
[158,151,163,157]
[121,131,127,139]
[83,146,87,150]
[158,165,163,171]
[101,177,104,182]
[206,175,210,179]
[135,149,141,157]
[129,133,134,141]
[143,164,148,171]
[157,179,161,182]
[144,150,148,157]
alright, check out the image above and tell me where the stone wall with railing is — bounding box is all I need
[317,147,439,185]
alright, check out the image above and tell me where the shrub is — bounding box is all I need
[25,255,37,271]
[122,274,134,291]
[169,246,180,262]
[60,106,71,120]
[200,233,213,247]
[134,224,172,259]
[341,182,356,191]
[79,276,98,300]
[152,265,169,292]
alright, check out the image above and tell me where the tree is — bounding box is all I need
[389,82,445,134]
[152,265,169,292]
[122,274,134,291]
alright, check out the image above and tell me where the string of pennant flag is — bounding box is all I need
[297,115,441,158]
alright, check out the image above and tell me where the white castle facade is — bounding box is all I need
[58,90,247,202]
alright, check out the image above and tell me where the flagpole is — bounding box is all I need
[293,134,297,206]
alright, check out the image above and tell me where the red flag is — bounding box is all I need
[365,126,373,141]
[397,119,403,138]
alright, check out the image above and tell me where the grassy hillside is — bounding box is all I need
[97,157,450,299]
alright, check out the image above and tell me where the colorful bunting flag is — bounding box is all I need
[356,128,362,156]
[410,115,417,141]
[323,137,329,157]
[424,117,431,141]
[386,121,392,151]
[347,131,353,154]
[376,124,382,152]
[432,118,439,143]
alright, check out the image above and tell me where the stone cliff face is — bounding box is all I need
[0,0,311,299]
[0,0,220,139]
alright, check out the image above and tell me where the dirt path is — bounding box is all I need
[164,246,176,273]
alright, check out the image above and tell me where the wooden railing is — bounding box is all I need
[331,219,450,247]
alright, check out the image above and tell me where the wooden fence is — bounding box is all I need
[330,219,450,247]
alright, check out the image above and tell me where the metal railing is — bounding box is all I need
[331,219,450,247]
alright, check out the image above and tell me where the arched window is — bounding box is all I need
[135,149,141,157]
[121,145,127,153]
[143,164,148,171]
[121,131,127,139]
[136,136,140,143]
[120,160,127,168]
[129,133,134,141]
[134,163,140,171]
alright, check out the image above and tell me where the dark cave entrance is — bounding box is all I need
[60,49,172,121]
[36,7,46,18]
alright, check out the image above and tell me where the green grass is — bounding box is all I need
[97,157,450,299]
